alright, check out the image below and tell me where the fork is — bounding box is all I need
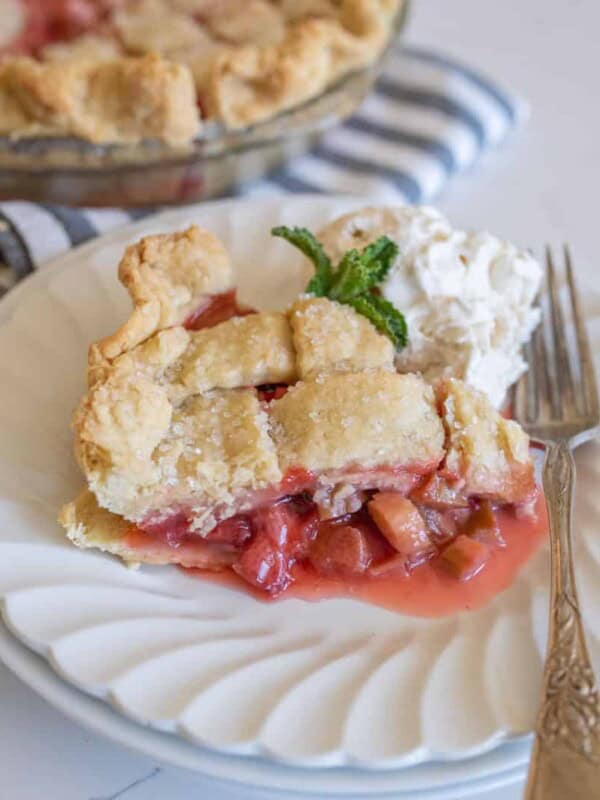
[513,246,600,799]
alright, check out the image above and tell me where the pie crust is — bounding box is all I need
[88,224,233,379]
[0,53,200,145]
[0,0,402,144]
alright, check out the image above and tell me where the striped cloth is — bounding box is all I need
[0,44,527,294]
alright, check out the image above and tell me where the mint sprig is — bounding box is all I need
[271,226,333,297]
[271,226,408,350]
[346,293,408,349]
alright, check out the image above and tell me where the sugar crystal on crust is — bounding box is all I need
[270,371,445,473]
[289,296,394,380]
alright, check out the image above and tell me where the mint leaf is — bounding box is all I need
[329,248,364,300]
[360,236,398,285]
[330,236,398,301]
[271,226,333,296]
[346,293,408,350]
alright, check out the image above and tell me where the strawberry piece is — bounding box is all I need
[440,535,488,581]
[368,493,435,568]
[256,384,288,403]
[309,523,373,577]
[411,473,470,510]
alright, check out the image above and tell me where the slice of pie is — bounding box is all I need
[60,223,538,597]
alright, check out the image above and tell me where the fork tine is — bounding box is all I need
[564,244,599,418]
[514,337,536,423]
[532,289,553,421]
[546,246,576,417]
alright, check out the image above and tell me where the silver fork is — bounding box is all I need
[514,246,600,799]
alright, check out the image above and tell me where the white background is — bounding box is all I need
[2,0,599,798]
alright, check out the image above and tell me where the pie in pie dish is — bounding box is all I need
[0,0,404,145]
[59,217,541,601]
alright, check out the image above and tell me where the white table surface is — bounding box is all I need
[2,1,599,798]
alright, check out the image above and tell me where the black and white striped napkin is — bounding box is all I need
[0,45,527,294]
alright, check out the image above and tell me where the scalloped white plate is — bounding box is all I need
[0,620,531,798]
[0,196,599,775]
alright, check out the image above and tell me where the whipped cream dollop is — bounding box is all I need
[318,206,542,408]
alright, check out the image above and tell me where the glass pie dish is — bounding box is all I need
[0,2,409,208]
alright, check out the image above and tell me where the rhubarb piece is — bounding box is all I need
[234,534,291,594]
[440,535,488,581]
[463,500,505,548]
[184,288,246,330]
[410,473,469,510]
[309,523,373,577]
[419,507,466,545]
[205,515,253,548]
[367,493,435,568]
[234,500,319,594]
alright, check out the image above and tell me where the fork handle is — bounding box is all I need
[525,440,600,799]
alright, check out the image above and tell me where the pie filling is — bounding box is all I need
[4,1,115,56]
[183,288,253,331]
[124,465,539,598]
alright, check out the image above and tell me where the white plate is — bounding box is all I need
[0,195,599,772]
[0,620,530,798]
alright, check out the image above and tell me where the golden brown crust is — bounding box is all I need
[289,296,394,380]
[205,0,286,46]
[60,490,137,562]
[206,15,384,128]
[176,312,297,394]
[438,378,535,504]
[40,34,124,63]
[113,0,213,55]
[88,225,233,381]
[0,54,200,145]
[60,489,241,569]
[74,382,281,525]
[270,371,445,474]
[340,0,400,39]
[276,0,341,22]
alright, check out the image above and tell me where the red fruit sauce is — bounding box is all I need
[126,488,548,618]
[199,495,547,617]
[183,289,254,331]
